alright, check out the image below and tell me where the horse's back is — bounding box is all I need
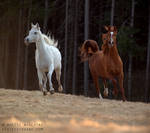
[89,51,106,76]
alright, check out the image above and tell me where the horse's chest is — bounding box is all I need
[107,61,120,75]
[35,51,52,71]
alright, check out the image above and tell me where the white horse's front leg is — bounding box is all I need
[37,69,47,95]
[47,64,55,94]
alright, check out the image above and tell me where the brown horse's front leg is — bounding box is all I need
[92,75,103,99]
[118,76,126,101]
[102,78,108,97]
[111,78,118,97]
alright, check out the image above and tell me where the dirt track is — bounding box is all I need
[0,88,150,133]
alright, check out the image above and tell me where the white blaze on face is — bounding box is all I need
[110,32,114,45]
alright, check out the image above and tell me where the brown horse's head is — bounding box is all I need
[102,33,108,45]
[80,40,99,62]
[104,25,117,35]
[103,26,117,47]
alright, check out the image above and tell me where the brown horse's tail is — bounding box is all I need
[80,40,99,62]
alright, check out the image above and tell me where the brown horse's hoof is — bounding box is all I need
[99,93,103,100]
[122,97,127,102]
[112,90,118,97]
[103,88,108,97]
[103,92,108,97]
[103,93,108,97]
[50,90,55,95]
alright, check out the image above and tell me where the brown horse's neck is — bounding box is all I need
[109,44,119,57]
[102,44,119,58]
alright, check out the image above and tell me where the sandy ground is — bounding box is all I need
[0,88,150,133]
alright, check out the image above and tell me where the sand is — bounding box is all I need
[0,88,150,133]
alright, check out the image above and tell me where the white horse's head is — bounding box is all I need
[24,23,41,45]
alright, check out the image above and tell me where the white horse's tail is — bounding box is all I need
[43,33,58,47]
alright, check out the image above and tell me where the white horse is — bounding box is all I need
[24,23,63,95]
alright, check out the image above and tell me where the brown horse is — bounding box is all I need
[80,26,126,101]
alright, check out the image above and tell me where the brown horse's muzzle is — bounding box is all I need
[108,41,114,47]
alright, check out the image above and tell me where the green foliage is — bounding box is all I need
[117,26,143,58]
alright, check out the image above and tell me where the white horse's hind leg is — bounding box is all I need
[37,69,47,95]
[55,68,63,92]
[48,64,55,94]
[43,72,47,90]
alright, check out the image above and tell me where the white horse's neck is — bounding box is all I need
[35,31,47,55]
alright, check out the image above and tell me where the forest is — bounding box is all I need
[0,0,149,102]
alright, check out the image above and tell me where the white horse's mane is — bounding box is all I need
[42,33,58,47]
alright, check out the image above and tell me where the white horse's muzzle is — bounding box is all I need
[24,37,30,46]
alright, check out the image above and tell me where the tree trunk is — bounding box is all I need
[99,2,103,42]
[0,38,5,87]
[128,0,135,101]
[43,0,48,33]
[63,0,69,92]
[128,54,132,100]
[4,36,9,88]
[67,0,74,92]
[72,0,78,94]
[84,0,89,96]
[16,0,23,89]
[145,3,150,102]
[110,0,115,26]
[23,0,32,90]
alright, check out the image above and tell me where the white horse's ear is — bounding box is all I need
[31,23,34,27]
[36,23,40,30]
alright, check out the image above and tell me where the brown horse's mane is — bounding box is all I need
[101,33,109,54]
[80,40,99,62]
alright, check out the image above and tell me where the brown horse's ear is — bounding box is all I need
[102,33,107,43]
[104,26,109,31]
[102,34,105,38]
[114,26,118,34]
[114,26,117,32]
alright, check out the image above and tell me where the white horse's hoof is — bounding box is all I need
[43,91,47,96]
[50,90,55,94]
[58,85,63,92]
